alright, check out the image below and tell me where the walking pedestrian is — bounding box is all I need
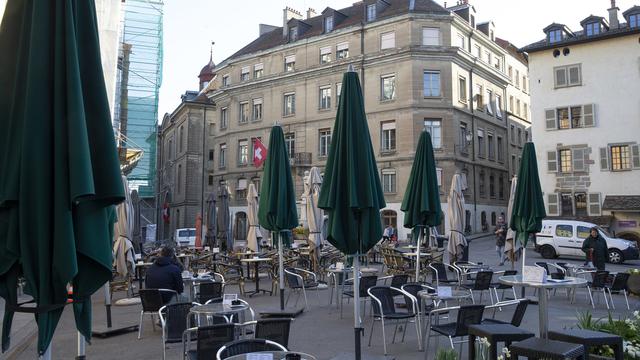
[383,224,393,243]
[582,227,608,271]
[494,216,507,266]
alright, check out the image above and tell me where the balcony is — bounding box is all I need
[290,152,312,166]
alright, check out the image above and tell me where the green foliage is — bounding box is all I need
[574,310,640,360]
[575,310,602,331]
[435,348,458,360]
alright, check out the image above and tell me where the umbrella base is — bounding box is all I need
[91,324,139,338]
[259,307,304,318]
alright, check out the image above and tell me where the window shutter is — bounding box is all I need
[572,148,585,172]
[587,193,602,216]
[632,144,640,169]
[547,151,558,172]
[555,68,567,87]
[599,147,610,171]
[494,98,502,118]
[568,66,581,85]
[582,104,595,127]
[548,193,560,216]
[545,109,557,130]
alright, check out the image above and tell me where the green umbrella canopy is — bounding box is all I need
[0,0,124,354]
[401,131,442,229]
[258,126,299,239]
[318,70,386,255]
[510,142,546,247]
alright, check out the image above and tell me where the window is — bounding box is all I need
[498,175,505,199]
[422,27,440,45]
[474,44,481,58]
[319,86,331,109]
[319,129,331,157]
[485,89,493,115]
[220,107,228,129]
[424,119,441,149]
[556,224,573,238]
[557,106,585,129]
[487,131,495,160]
[522,76,527,92]
[238,139,249,166]
[240,67,250,81]
[516,99,521,116]
[253,63,263,79]
[285,133,295,159]
[249,137,261,165]
[234,211,247,240]
[474,84,483,110]
[252,98,262,121]
[484,50,491,63]
[515,70,520,88]
[436,168,443,187]
[577,225,591,239]
[382,170,396,193]
[554,64,581,88]
[517,128,522,145]
[208,149,214,161]
[320,46,331,64]
[177,164,182,194]
[381,121,396,152]
[510,125,515,144]
[548,29,563,43]
[219,143,227,168]
[458,76,467,103]
[495,94,503,118]
[459,123,469,153]
[289,27,298,41]
[222,74,229,86]
[457,33,465,48]
[380,31,395,49]
[494,57,501,70]
[511,154,517,174]
[559,149,572,173]
[523,103,528,120]
[509,96,514,112]
[381,74,396,101]
[367,4,376,21]
[239,102,249,123]
[324,16,333,32]
[179,125,184,152]
[575,193,587,216]
[489,174,496,198]
[508,66,513,81]
[283,92,295,116]
[497,136,504,162]
[251,177,261,193]
[561,194,573,217]
[611,145,631,171]
[423,71,441,97]
[336,82,342,106]
[630,14,640,28]
[336,42,349,59]
[208,174,214,186]
[479,171,486,197]
[477,129,485,158]
[284,55,295,72]
[585,22,600,36]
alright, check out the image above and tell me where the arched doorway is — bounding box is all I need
[234,211,248,241]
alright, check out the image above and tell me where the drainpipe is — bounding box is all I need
[469,63,477,233]
[201,105,207,226]
[360,21,365,92]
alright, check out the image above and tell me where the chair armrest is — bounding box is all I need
[377,275,393,285]
[293,268,318,282]
[182,327,197,356]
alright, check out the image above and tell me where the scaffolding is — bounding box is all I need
[116,0,163,199]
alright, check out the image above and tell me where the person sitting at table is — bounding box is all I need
[145,247,185,303]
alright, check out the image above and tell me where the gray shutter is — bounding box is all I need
[588,193,602,216]
[547,151,558,172]
[548,193,560,216]
[583,104,595,127]
[568,66,581,85]
[632,144,640,169]
[555,68,567,87]
[572,148,585,172]
[545,109,557,130]
[599,147,610,171]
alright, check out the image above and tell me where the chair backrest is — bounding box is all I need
[284,268,303,288]
[510,299,529,327]
[430,262,449,282]
[473,271,493,290]
[591,271,610,288]
[454,305,485,337]
[390,274,409,288]
[196,323,235,360]
[609,272,629,291]
[503,270,517,276]
[198,282,224,304]
[255,318,292,348]
[139,289,164,312]
[161,302,193,342]
[369,286,397,317]
[401,283,433,310]
[360,275,379,297]
[534,262,550,274]
[217,339,287,359]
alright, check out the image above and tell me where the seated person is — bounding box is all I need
[145,247,184,303]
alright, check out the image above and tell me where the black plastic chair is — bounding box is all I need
[138,288,177,339]
[183,323,235,360]
[196,282,224,304]
[367,286,421,355]
[535,262,565,279]
[461,271,494,304]
[587,271,610,309]
[401,282,435,315]
[605,272,630,310]
[490,270,518,302]
[215,339,287,359]
[429,262,460,287]
[256,318,293,348]
[284,267,320,309]
[159,302,195,360]
[426,304,485,356]
[390,274,409,288]
[340,275,378,319]
[483,299,529,327]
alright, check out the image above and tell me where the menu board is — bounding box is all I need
[522,265,546,283]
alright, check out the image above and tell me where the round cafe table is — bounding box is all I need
[224,351,317,360]
[190,302,248,324]
[499,275,588,338]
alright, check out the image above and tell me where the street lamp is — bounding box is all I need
[454,129,473,155]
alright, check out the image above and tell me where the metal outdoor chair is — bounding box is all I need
[195,281,224,304]
[340,275,378,319]
[237,318,293,348]
[587,271,610,309]
[284,267,320,309]
[490,270,518,302]
[483,299,529,327]
[429,262,460,287]
[182,323,235,360]
[216,339,287,360]
[460,271,494,304]
[159,302,196,360]
[605,272,630,310]
[425,304,485,358]
[401,282,435,318]
[367,286,422,355]
[535,262,566,279]
[138,288,177,339]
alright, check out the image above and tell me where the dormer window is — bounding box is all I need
[367,4,376,21]
[548,29,563,43]
[324,16,333,32]
[585,22,600,36]
[630,13,639,28]
[289,27,298,41]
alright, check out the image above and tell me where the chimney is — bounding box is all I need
[608,0,620,29]
[282,7,302,37]
[306,8,317,19]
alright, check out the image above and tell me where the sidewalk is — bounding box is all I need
[0,297,37,360]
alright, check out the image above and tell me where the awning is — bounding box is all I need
[602,195,640,211]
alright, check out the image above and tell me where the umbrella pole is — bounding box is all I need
[353,253,362,360]
[415,227,422,282]
[40,345,51,360]
[76,332,86,360]
[104,283,112,328]
[277,231,285,311]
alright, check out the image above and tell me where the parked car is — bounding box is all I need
[175,228,196,247]
[535,219,639,264]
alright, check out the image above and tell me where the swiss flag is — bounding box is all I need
[253,138,267,167]
[162,202,170,223]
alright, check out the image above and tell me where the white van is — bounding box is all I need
[175,228,196,247]
[535,219,639,264]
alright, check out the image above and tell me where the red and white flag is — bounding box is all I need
[253,138,267,167]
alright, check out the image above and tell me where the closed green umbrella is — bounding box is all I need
[318,68,385,360]
[401,131,442,283]
[510,143,546,272]
[258,125,298,311]
[0,0,124,357]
